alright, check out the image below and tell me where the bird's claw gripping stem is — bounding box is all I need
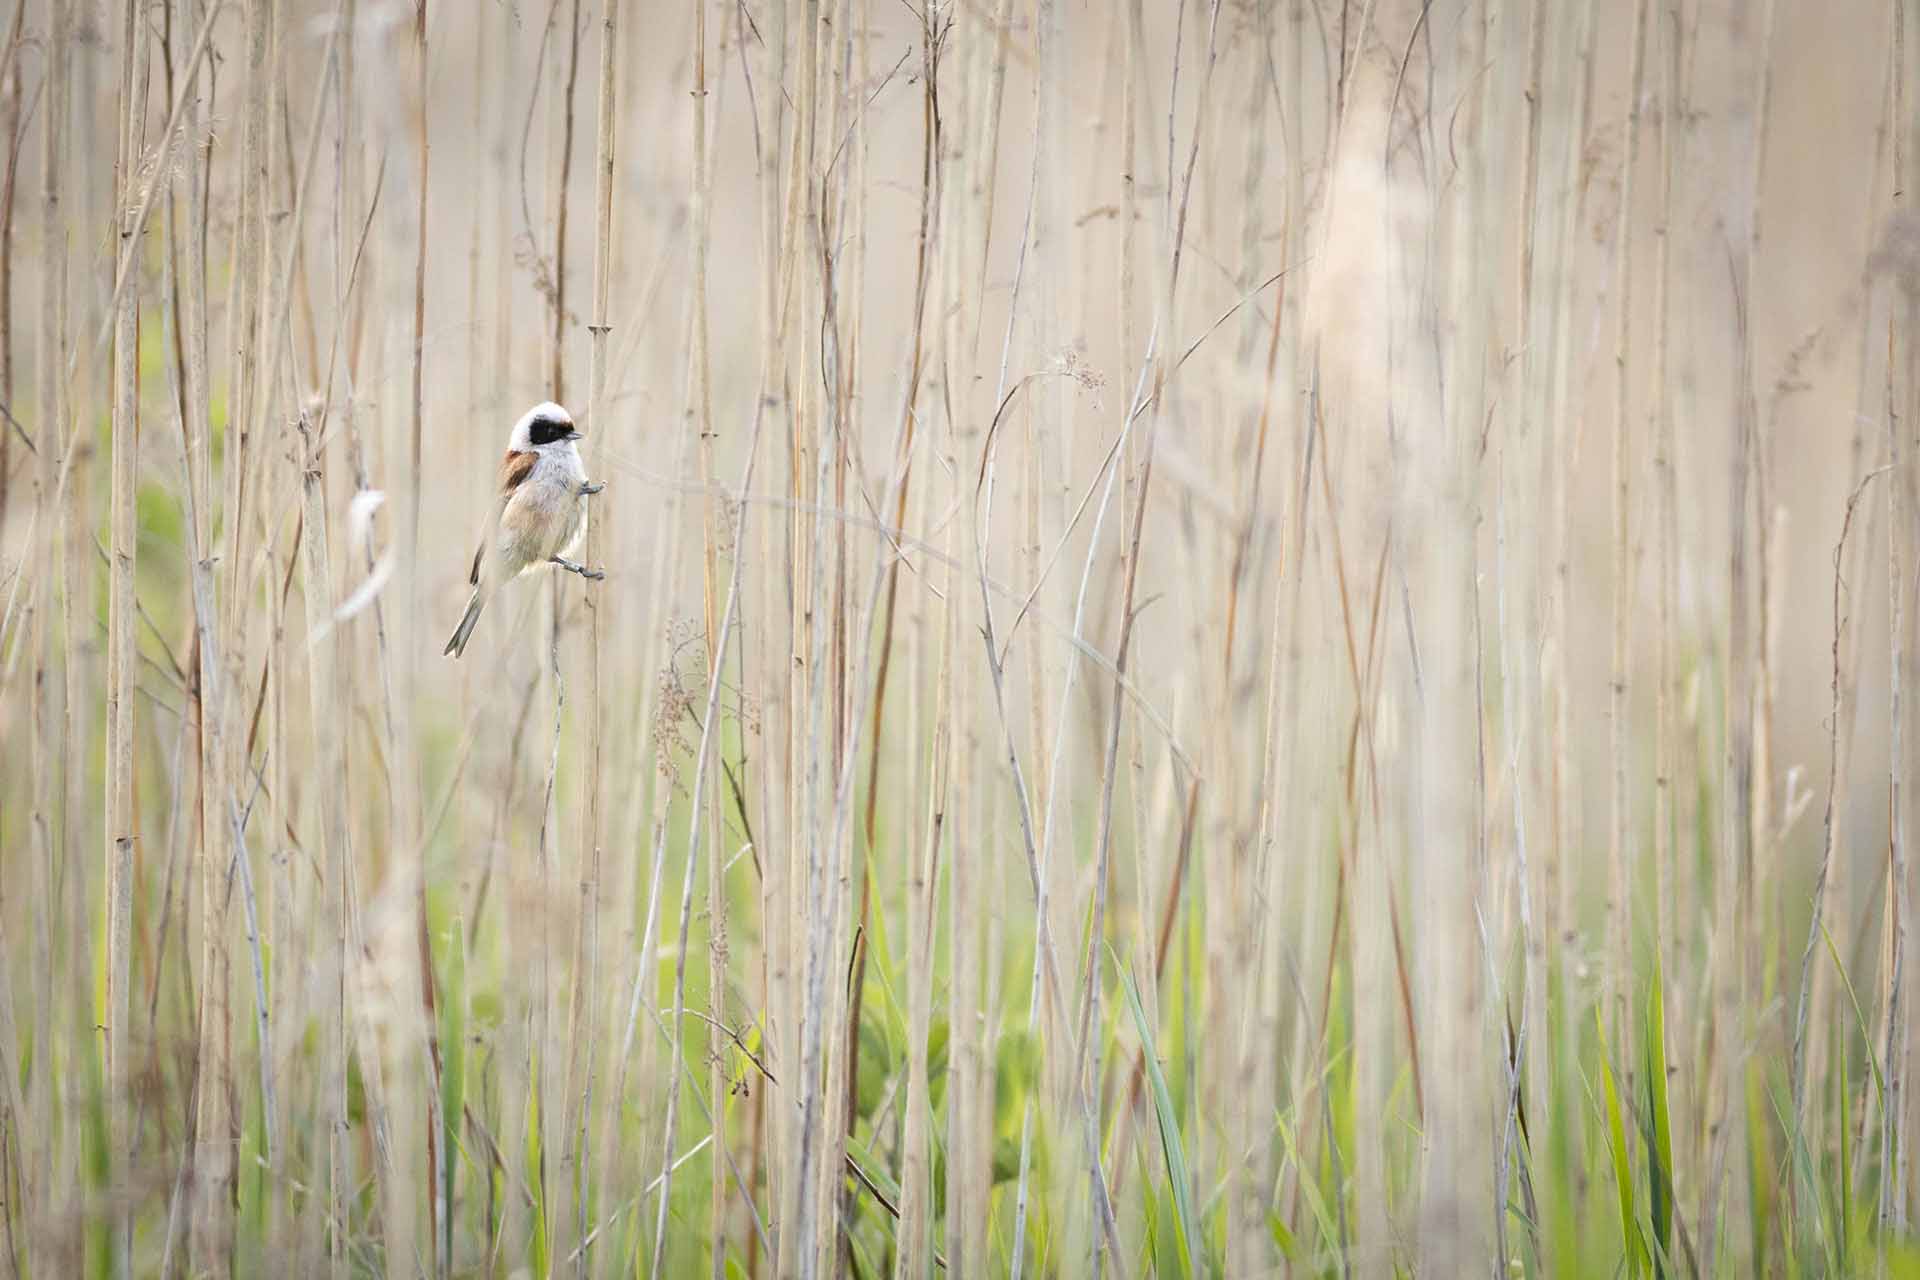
[578,481,605,497]
[551,556,606,581]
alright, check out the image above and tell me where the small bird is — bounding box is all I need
[443,400,605,658]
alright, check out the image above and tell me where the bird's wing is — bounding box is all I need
[470,450,538,585]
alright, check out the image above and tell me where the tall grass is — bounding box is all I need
[0,1,1916,1275]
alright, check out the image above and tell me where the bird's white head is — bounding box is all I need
[508,401,581,454]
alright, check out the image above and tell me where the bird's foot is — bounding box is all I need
[551,556,606,581]
[578,480,605,497]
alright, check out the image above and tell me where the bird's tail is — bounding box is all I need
[444,587,486,658]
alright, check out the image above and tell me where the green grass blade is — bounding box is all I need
[440,916,468,1271]
[1769,1080,1839,1277]
[1121,963,1201,1279]
[1597,1009,1644,1279]
[526,1046,548,1279]
[1643,967,1674,1276]
[1819,920,1884,1102]
[1273,1101,1341,1263]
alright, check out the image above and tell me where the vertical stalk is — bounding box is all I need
[105,3,147,1270]
[548,0,583,402]
[1651,0,1682,1023]
[410,0,428,566]
[687,0,729,1271]
[295,422,345,1280]
[776,3,822,1273]
[0,0,19,534]
[1609,0,1649,1046]
[1548,0,1597,1056]
[568,0,618,1270]
[1498,0,1550,1258]
[402,7,445,1272]
[1889,0,1912,1228]
[172,0,224,1259]
[27,0,69,1257]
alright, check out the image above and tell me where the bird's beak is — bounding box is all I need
[563,429,584,442]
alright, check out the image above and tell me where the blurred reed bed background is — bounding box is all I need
[0,0,1914,1275]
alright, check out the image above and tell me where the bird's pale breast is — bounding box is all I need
[497,450,588,576]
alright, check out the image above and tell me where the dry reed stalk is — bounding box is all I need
[776,9,825,1270]
[62,66,115,1249]
[1606,0,1648,1059]
[1700,53,1754,1270]
[767,3,855,1268]
[321,26,374,1273]
[161,0,224,1268]
[1269,5,1325,1261]
[1011,7,1081,1268]
[1119,35,1162,1232]
[549,0,583,404]
[462,14,489,548]
[832,14,881,1271]
[744,10,792,1269]
[737,5,795,1268]
[1651,0,1683,1034]
[1751,50,1786,1164]
[105,4,147,1270]
[27,0,69,1246]
[1495,1,1551,1246]
[403,12,445,1256]
[409,0,429,570]
[21,0,65,1251]
[895,529,949,1280]
[221,22,276,1212]
[262,48,298,1254]
[892,10,948,1275]
[247,87,291,1223]
[940,17,1001,1274]
[1794,459,1891,1112]
[295,415,346,1280]
[154,109,206,1260]
[532,2,587,1261]
[684,0,730,1269]
[1213,23,1282,1275]
[807,6,895,1261]
[1546,0,1596,1059]
[561,2,618,1275]
[0,0,19,537]
[1824,23,1902,1182]
[1704,0,1778,1259]
[816,12,855,1252]
[1647,0,1693,1224]
[968,0,1015,343]
[193,1,278,1270]
[1890,0,1914,1226]
[827,2,881,1269]
[1412,1,1493,1267]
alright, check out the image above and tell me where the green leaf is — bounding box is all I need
[1769,1080,1838,1276]
[1597,1009,1644,1279]
[1121,962,1202,1279]
[526,1047,548,1279]
[439,916,468,1267]
[1268,1210,1299,1262]
[1272,1100,1341,1265]
[1642,968,1674,1276]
